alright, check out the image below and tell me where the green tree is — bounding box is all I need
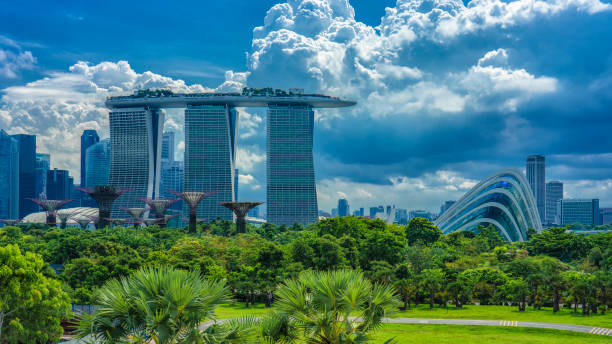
[77,266,255,343]
[262,270,398,344]
[0,244,70,343]
[419,268,446,309]
[405,217,442,246]
[500,278,529,311]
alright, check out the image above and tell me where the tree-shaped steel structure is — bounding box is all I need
[27,199,73,225]
[168,191,216,232]
[56,212,72,229]
[119,207,147,225]
[139,198,180,228]
[220,202,263,234]
[72,216,91,229]
[76,186,131,228]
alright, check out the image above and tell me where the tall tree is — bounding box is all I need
[0,244,70,343]
[405,218,442,246]
[419,268,446,309]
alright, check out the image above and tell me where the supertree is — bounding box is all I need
[72,217,91,229]
[103,218,129,227]
[84,215,100,230]
[139,198,180,228]
[27,199,73,226]
[169,191,216,232]
[119,207,148,227]
[56,212,72,229]
[76,186,131,228]
[142,218,162,226]
[0,219,20,226]
[220,202,264,234]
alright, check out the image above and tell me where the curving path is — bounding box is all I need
[381,317,612,336]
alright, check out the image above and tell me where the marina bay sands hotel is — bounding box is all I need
[105,88,356,225]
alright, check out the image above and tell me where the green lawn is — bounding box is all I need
[391,304,612,328]
[215,303,272,319]
[371,324,612,344]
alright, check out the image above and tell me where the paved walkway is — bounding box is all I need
[381,318,612,336]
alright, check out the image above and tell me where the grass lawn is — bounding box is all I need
[215,303,272,319]
[371,324,612,344]
[391,304,612,328]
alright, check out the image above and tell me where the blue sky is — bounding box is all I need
[1,0,611,213]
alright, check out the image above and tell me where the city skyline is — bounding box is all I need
[1,0,612,213]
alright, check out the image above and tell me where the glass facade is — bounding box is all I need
[81,130,100,187]
[47,169,71,200]
[0,130,19,220]
[267,104,317,226]
[161,131,175,162]
[12,134,37,217]
[559,199,599,226]
[434,168,542,242]
[184,105,237,221]
[526,155,546,223]
[85,139,110,187]
[109,107,164,215]
[35,153,50,199]
[545,181,563,225]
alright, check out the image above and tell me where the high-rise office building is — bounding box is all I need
[109,108,164,214]
[161,160,184,212]
[600,208,612,226]
[85,139,110,187]
[338,198,349,217]
[395,208,408,225]
[439,200,456,215]
[234,168,239,201]
[12,134,37,217]
[359,207,364,217]
[331,208,338,218]
[545,181,563,225]
[184,105,237,221]
[161,131,175,163]
[0,130,19,220]
[35,153,50,199]
[369,205,384,218]
[47,169,71,200]
[267,105,317,226]
[81,130,99,188]
[558,199,600,226]
[526,155,546,223]
[409,210,433,221]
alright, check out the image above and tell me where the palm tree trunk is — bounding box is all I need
[553,289,560,313]
[430,290,434,309]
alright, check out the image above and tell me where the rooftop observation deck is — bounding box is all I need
[105,88,357,109]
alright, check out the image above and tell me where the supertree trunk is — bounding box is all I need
[220,202,263,234]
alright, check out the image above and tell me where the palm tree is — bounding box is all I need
[261,270,399,344]
[76,266,255,343]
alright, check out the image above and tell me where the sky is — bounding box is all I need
[1,0,611,213]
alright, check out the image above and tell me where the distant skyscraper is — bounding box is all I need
[545,181,563,225]
[81,130,99,187]
[409,210,433,221]
[85,139,110,187]
[331,208,338,218]
[395,208,408,225]
[359,207,364,217]
[558,199,600,226]
[161,131,175,163]
[526,155,546,223]
[161,160,184,212]
[47,169,71,200]
[109,108,164,214]
[386,205,392,216]
[600,208,612,225]
[439,200,456,215]
[352,210,360,216]
[184,105,237,221]
[35,153,50,199]
[267,105,317,226]
[248,206,260,219]
[0,130,19,220]
[338,198,349,217]
[369,207,378,217]
[12,134,37,217]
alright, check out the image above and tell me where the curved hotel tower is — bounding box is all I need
[106,88,355,224]
[434,168,542,242]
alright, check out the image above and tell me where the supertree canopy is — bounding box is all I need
[169,191,216,232]
[27,199,73,225]
[56,212,72,229]
[220,202,263,234]
[139,198,180,227]
[77,186,131,228]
